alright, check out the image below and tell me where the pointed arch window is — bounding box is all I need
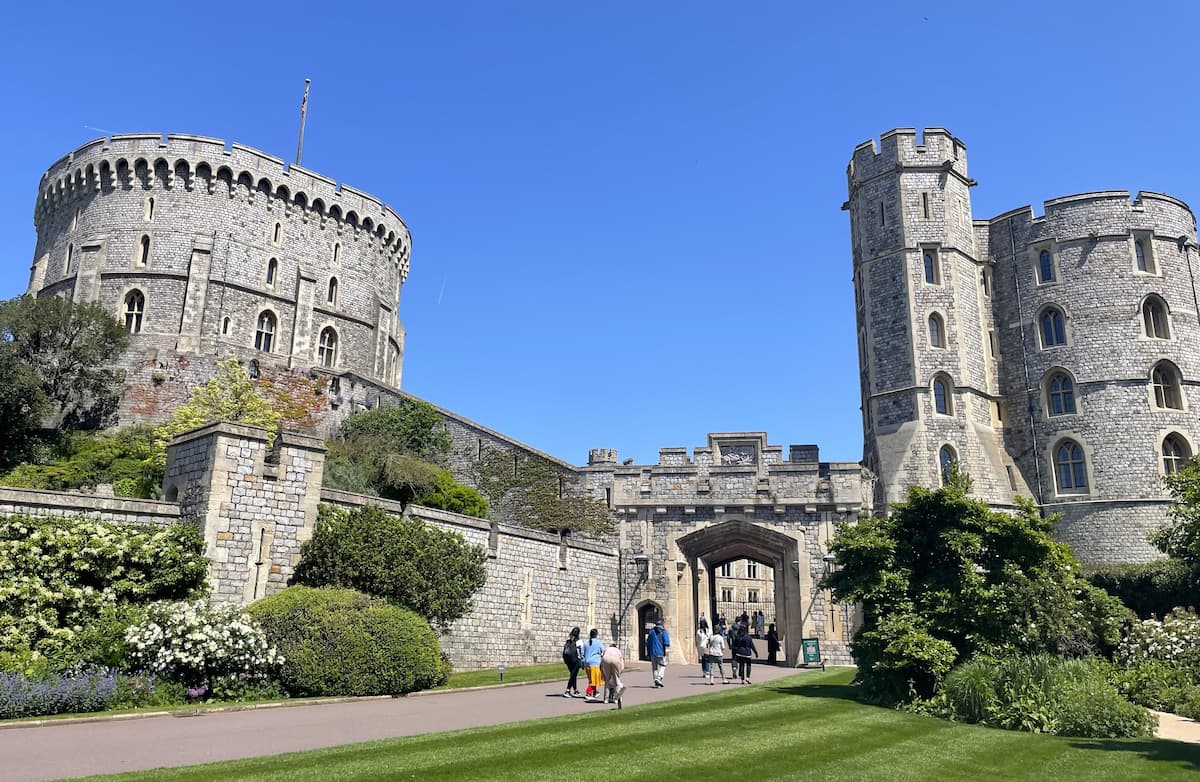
[123,290,145,334]
[1038,249,1055,283]
[327,277,338,305]
[265,258,278,287]
[932,375,952,415]
[1152,361,1184,410]
[1163,433,1192,475]
[1040,307,1066,348]
[1054,439,1088,493]
[1047,372,1077,416]
[923,251,940,284]
[255,311,276,352]
[928,313,945,348]
[1143,296,1170,339]
[221,316,231,336]
[332,242,341,267]
[272,222,282,245]
[318,327,338,368]
[939,445,957,485]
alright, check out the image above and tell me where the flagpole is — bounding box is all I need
[295,79,311,166]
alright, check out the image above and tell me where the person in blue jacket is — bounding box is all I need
[646,619,671,687]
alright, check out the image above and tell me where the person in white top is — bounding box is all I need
[704,628,730,684]
[696,619,711,680]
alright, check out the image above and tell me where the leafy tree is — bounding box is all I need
[416,469,489,518]
[0,427,158,498]
[471,448,612,535]
[0,295,128,430]
[338,399,453,463]
[0,348,48,471]
[1155,459,1200,570]
[291,504,487,631]
[153,359,282,465]
[822,468,1129,702]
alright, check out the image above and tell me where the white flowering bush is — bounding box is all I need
[0,514,207,664]
[1116,607,1200,668]
[125,600,282,692]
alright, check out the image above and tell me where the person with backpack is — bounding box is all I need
[646,619,671,688]
[581,628,606,702]
[561,627,583,698]
[732,626,759,684]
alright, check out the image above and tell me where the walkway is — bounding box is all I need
[2,661,803,782]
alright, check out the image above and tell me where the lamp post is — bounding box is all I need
[616,553,651,651]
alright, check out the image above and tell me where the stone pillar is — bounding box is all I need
[176,235,214,353]
[288,269,317,369]
[163,422,327,605]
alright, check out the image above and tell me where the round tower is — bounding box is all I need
[29,134,411,424]
[846,128,1024,514]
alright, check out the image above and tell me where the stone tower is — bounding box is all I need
[846,129,1024,517]
[849,128,1200,564]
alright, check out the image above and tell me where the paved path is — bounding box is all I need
[1,661,803,782]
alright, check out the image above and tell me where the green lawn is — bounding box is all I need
[73,669,1200,782]
[435,662,565,690]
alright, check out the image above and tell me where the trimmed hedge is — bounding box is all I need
[247,586,449,697]
[1084,559,1198,619]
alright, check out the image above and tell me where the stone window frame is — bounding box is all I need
[133,234,151,269]
[747,588,760,604]
[1044,368,1079,418]
[928,311,946,349]
[980,266,992,299]
[331,241,342,267]
[143,197,155,222]
[1037,304,1069,349]
[1048,435,1094,497]
[254,309,278,353]
[271,221,283,247]
[65,243,74,275]
[327,276,339,306]
[317,324,338,369]
[1034,241,1058,285]
[718,562,732,578]
[921,245,942,286]
[747,561,759,579]
[1150,359,1186,411]
[1132,231,1158,275]
[120,287,146,335]
[220,316,232,337]
[931,373,954,416]
[1141,294,1172,340]
[938,444,957,485]
[265,257,279,289]
[1160,430,1194,477]
[720,587,734,603]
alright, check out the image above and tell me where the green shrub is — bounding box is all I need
[416,469,489,518]
[942,658,995,723]
[48,603,146,671]
[851,613,957,703]
[248,586,449,697]
[1052,680,1158,738]
[292,505,486,630]
[1085,560,1197,619]
[1110,659,1195,712]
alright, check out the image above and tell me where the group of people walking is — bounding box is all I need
[560,611,784,707]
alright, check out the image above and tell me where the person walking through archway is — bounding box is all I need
[765,623,780,665]
[696,618,711,681]
[732,626,759,684]
[704,623,730,684]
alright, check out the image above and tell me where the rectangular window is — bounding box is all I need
[747,562,758,579]
[748,589,759,603]
[720,588,734,603]
[988,330,997,359]
[921,192,931,220]
[718,563,732,578]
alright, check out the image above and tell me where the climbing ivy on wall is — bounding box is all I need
[470,449,612,536]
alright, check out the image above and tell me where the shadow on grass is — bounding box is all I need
[1068,738,1200,770]
[766,683,861,702]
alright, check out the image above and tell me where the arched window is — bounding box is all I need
[1135,240,1148,272]
[1047,372,1076,416]
[1152,361,1184,410]
[265,257,278,287]
[1143,296,1170,339]
[932,375,952,415]
[255,311,276,352]
[332,242,341,266]
[327,277,338,305]
[65,243,73,273]
[1038,249,1055,283]
[939,445,957,484]
[981,268,991,298]
[1163,434,1192,475]
[123,290,145,334]
[136,235,150,267]
[928,313,945,348]
[1054,439,1088,493]
[144,197,154,222]
[318,327,338,368]
[1040,307,1066,348]
[923,251,939,284]
[272,222,282,245]
[221,316,231,336]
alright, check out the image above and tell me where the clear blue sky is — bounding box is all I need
[1,3,1197,466]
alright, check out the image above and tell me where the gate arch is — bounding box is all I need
[675,519,807,667]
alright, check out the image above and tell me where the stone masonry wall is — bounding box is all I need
[0,487,180,526]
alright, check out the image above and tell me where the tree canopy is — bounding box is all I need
[0,295,128,432]
[291,504,487,631]
[822,469,1128,702]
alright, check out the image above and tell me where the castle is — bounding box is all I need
[847,128,1200,563]
[15,127,1192,669]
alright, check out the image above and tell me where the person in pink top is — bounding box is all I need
[600,643,626,709]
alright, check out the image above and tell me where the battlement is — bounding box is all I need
[35,133,411,266]
[988,190,1196,231]
[848,127,969,185]
[588,448,618,465]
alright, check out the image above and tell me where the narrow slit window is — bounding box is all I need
[921,192,930,219]
[266,258,278,287]
[327,277,338,305]
[136,235,150,267]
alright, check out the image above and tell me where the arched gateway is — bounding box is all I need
[675,520,808,667]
